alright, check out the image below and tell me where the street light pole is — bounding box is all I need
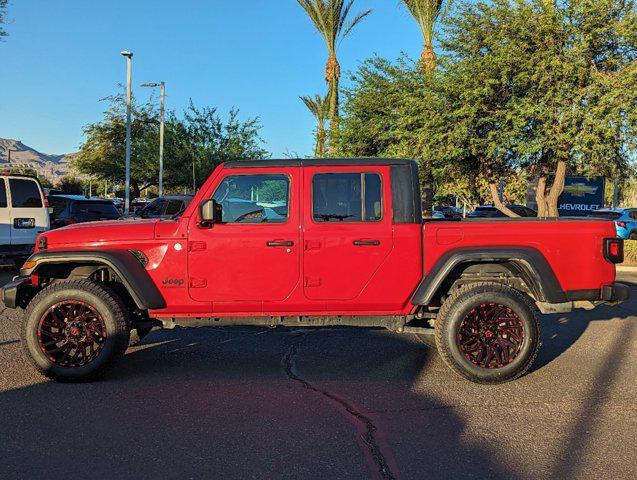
[121,51,134,215]
[141,81,165,197]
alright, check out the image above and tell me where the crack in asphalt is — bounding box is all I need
[282,333,397,480]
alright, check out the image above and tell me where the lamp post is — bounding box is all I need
[121,50,134,214]
[7,148,17,163]
[141,81,165,197]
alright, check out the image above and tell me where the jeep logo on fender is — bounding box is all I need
[162,278,185,288]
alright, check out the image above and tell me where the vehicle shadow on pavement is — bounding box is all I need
[0,326,519,480]
[533,279,637,372]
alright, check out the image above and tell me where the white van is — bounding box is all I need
[0,174,50,263]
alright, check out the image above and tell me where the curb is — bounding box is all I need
[617,265,637,272]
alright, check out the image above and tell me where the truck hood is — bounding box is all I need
[44,218,159,246]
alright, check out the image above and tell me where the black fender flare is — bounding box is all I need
[411,247,567,305]
[21,250,166,310]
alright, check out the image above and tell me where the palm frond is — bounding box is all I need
[340,8,373,45]
[296,0,372,52]
[401,0,451,45]
[300,93,330,124]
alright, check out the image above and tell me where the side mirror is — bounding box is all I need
[199,199,223,227]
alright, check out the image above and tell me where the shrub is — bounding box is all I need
[623,240,637,265]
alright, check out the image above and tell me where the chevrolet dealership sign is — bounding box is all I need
[558,176,605,216]
[527,176,606,216]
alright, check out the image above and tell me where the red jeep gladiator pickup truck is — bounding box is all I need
[1,159,628,383]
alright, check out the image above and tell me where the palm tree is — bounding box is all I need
[401,0,451,71]
[296,0,372,156]
[300,93,330,157]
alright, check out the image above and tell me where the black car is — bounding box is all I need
[469,204,537,218]
[48,195,122,228]
[434,205,463,219]
[137,195,193,219]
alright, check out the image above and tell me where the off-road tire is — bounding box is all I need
[22,279,131,382]
[434,282,540,384]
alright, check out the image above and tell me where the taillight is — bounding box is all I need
[617,221,627,228]
[42,192,49,208]
[604,238,624,264]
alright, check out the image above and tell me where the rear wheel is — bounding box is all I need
[22,279,131,382]
[434,282,540,384]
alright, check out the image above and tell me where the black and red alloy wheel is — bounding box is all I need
[456,302,525,369]
[36,300,107,368]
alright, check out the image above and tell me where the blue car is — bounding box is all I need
[590,208,637,239]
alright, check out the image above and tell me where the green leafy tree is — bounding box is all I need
[163,103,269,190]
[75,92,160,199]
[443,0,637,217]
[0,0,8,40]
[338,56,456,205]
[300,93,330,157]
[339,0,636,217]
[75,93,269,196]
[296,0,372,156]
[56,176,85,195]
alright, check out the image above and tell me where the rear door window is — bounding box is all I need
[312,173,382,223]
[9,178,42,208]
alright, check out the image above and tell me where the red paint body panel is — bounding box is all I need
[38,162,617,319]
[423,221,616,293]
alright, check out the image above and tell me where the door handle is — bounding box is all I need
[353,239,381,246]
[267,240,294,247]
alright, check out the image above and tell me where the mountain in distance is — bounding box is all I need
[0,138,76,183]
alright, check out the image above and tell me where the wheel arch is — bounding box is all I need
[411,247,567,306]
[22,250,166,310]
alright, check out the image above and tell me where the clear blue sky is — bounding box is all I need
[0,0,424,157]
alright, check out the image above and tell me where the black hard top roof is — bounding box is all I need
[223,158,418,169]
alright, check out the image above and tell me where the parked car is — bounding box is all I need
[48,195,121,229]
[589,208,637,239]
[110,198,124,213]
[434,205,463,219]
[0,174,50,262]
[137,195,193,219]
[469,204,537,218]
[3,159,628,384]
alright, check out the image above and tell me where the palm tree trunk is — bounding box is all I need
[317,126,327,158]
[326,53,341,157]
[421,43,436,72]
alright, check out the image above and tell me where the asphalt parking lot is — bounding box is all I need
[0,269,635,480]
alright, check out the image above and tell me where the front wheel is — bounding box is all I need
[22,279,131,382]
[434,282,540,384]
